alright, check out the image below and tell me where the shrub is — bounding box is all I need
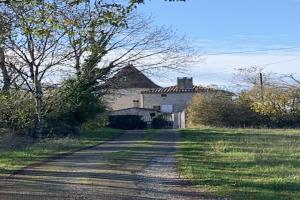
[151,115,171,129]
[187,93,261,128]
[242,87,300,128]
[43,117,80,136]
[57,79,106,126]
[108,115,147,130]
[0,91,35,133]
[188,94,231,127]
[81,114,109,131]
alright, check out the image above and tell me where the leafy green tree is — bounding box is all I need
[57,78,105,126]
[1,1,74,135]
[0,0,191,135]
[0,0,138,135]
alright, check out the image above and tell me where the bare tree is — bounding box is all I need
[63,10,194,88]
[0,0,143,134]
[0,13,11,91]
[280,74,300,88]
[0,0,194,134]
[99,15,193,73]
[1,1,74,134]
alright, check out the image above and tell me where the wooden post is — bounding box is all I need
[260,72,264,100]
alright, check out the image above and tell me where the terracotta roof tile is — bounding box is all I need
[141,85,217,94]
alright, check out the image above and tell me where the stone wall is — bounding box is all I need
[105,88,147,111]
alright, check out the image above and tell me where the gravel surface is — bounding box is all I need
[0,130,225,200]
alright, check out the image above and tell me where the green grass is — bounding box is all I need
[177,128,300,200]
[0,128,120,174]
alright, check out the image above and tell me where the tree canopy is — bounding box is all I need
[0,0,192,135]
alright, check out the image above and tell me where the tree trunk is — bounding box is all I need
[34,80,45,136]
[0,47,10,91]
[75,56,81,76]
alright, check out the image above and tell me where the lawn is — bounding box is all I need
[177,128,300,200]
[0,128,120,174]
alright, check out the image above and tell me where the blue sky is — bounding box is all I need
[137,0,300,87]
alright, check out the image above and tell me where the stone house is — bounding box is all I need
[141,78,215,113]
[105,65,160,111]
[105,66,229,128]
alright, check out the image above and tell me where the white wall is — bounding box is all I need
[142,92,197,112]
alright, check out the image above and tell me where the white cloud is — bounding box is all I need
[148,35,300,88]
[150,52,300,88]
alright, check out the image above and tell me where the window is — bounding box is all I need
[133,100,140,107]
[161,105,173,113]
[161,94,167,97]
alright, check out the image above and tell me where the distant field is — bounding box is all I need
[177,128,300,200]
[0,128,120,174]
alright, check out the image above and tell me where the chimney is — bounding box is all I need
[133,100,140,108]
[177,77,193,89]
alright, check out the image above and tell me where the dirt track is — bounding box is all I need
[0,130,223,200]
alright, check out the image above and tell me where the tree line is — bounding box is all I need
[188,67,300,128]
[0,0,191,136]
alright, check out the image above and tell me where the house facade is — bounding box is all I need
[104,65,161,111]
[141,78,213,113]
[105,66,228,128]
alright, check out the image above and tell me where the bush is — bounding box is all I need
[188,94,231,127]
[43,117,80,136]
[151,115,171,129]
[188,93,261,128]
[242,87,300,128]
[0,91,35,133]
[108,115,147,130]
[81,114,109,131]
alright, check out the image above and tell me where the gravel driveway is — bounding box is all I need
[0,130,224,200]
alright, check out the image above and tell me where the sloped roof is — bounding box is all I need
[141,85,232,94]
[106,65,161,89]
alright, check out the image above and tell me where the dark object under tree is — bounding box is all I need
[151,115,171,129]
[108,115,147,130]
